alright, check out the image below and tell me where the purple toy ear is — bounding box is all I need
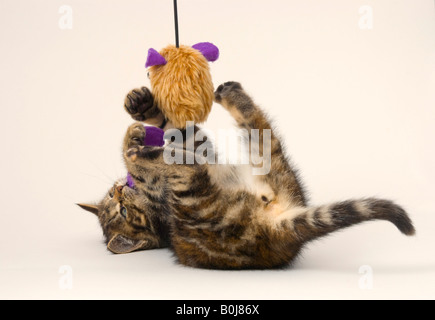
[192,42,219,62]
[145,48,167,68]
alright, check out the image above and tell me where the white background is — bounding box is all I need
[0,0,434,299]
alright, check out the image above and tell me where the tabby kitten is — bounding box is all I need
[79,82,415,269]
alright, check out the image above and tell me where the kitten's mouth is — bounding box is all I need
[111,177,132,199]
[123,183,135,191]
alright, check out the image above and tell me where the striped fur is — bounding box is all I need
[81,82,415,269]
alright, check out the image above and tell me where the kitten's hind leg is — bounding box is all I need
[215,82,306,207]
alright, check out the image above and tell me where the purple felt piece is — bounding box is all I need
[126,172,135,188]
[145,48,167,68]
[144,126,165,147]
[192,42,219,62]
[126,126,165,188]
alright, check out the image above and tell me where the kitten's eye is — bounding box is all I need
[147,72,150,79]
[120,206,127,218]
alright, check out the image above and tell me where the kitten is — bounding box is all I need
[79,82,415,269]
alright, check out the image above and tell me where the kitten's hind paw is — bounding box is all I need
[214,81,256,116]
[214,81,243,104]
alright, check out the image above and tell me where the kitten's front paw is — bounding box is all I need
[124,87,154,121]
[214,81,243,104]
[124,122,146,150]
[125,146,145,162]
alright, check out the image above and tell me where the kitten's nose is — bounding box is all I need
[114,185,124,199]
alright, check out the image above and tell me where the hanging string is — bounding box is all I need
[173,0,179,48]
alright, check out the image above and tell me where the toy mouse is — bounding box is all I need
[124,42,219,130]
[146,42,219,128]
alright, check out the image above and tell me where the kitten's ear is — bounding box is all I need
[107,234,149,254]
[77,203,99,216]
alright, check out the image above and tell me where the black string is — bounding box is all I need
[173,0,179,48]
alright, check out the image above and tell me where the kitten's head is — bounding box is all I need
[78,178,170,254]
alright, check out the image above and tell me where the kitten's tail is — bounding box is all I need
[284,198,415,243]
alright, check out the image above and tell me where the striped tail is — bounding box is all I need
[285,198,415,243]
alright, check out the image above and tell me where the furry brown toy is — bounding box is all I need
[144,42,219,128]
